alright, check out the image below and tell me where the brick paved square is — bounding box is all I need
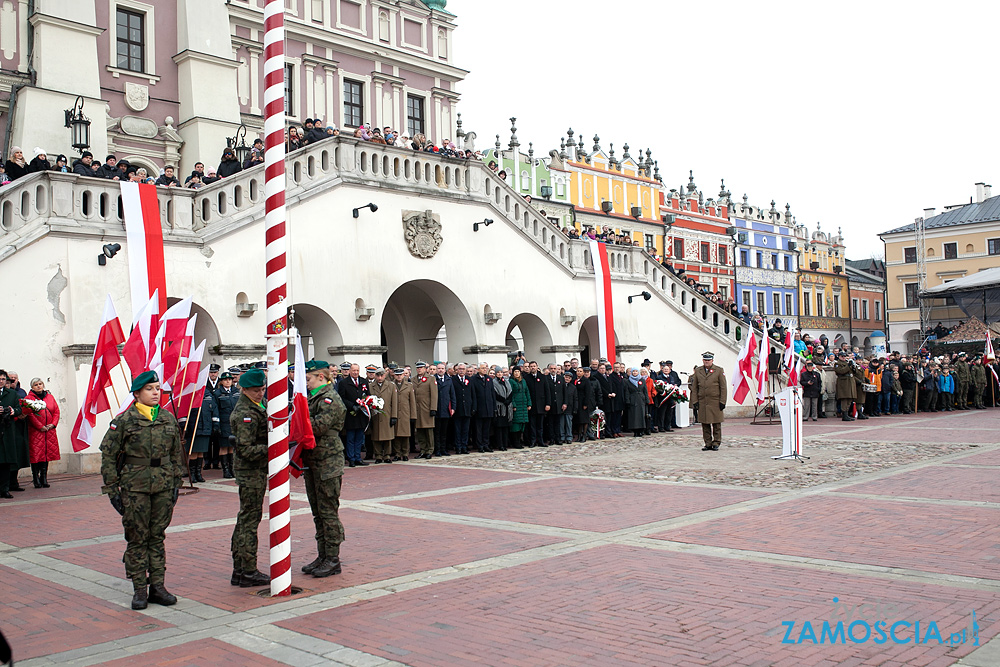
[387,477,769,532]
[99,638,288,666]
[4,473,106,500]
[836,465,1000,503]
[1,487,271,548]
[650,496,1000,580]
[278,544,1000,667]
[341,464,531,500]
[49,507,564,612]
[0,564,172,661]
[945,449,1000,466]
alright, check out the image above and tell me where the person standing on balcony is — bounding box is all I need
[217,148,242,179]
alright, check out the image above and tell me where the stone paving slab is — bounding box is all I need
[387,476,769,532]
[650,495,1000,581]
[0,563,172,661]
[97,638,290,667]
[945,450,1000,466]
[278,544,1000,667]
[339,465,531,500]
[48,507,564,613]
[835,466,1000,503]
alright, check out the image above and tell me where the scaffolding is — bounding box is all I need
[915,215,932,350]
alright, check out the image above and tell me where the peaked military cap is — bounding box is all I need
[239,368,266,388]
[364,364,378,372]
[702,351,715,360]
[415,361,428,368]
[130,370,159,392]
[253,361,267,369]
[339,362,352,370]
[393,368,405,375]
[209,363,221,372]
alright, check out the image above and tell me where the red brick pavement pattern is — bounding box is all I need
[5,473,106,500]
[99,638,288,667]
[388,477,769,532]
[50,508,564,613]
[1,488,288,548]
[945,449,1000,466]
[650,496,1000,581]
[279,544,1000,667]
[340,465,531,501]
[836,466,1000,503]
[0,564,172,661]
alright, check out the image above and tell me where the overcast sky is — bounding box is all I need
[451,0,999,258]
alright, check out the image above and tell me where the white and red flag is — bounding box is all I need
[787,356,802,388]
[985,334,996,361]
[148,298,193,390]
[730,330,756,404]
[121,182,168,317]
[783,329,801,387]
[288,332,316,478]
[587,239,616,364]
[172,340,207,419]
[121,289,160,376]
[70,295,126,451]
[755,326,769,405]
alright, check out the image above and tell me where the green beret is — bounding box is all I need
[130,370,159,392]
[305,359,330,371]
[239,368,266,388]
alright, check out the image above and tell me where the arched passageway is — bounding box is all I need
[379,280,477,365]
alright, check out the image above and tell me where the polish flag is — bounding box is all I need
[787,356,801,388]
[149,298,193,390]
[121,289,160,376]
[288,332,316,479]
[985,334,996,361]
[755,326,769,405]
[783,329,795,369]
[122,182,168,317]
[172,340,206,419]
[587,239,616,364]
[730,330,756,404]
[70,296,126,451]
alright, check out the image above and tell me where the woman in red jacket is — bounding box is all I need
[26,378,60,488]
[640,367,655,436]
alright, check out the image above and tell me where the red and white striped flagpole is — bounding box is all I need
[263,0,291,597]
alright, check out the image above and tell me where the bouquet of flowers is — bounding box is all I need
[589,408,607,439]
[362,394,385,414]
[653,381,688,405]
[19,397,45,413]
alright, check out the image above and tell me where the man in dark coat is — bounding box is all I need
[654,360,681,431]
[799,360,822,421]
[217,148,243,178]
[432,363,456,456]
[524,361,549,447]
[607,363,626,437]
[0,369,24,498]
[336,363,370,467]
[577,367,599,441]
[451,363,473,454]
[546,364,566,445]
[559,371,577,444]
[72,151,97,177]
[470,363,496,452]
[97,155,120,179]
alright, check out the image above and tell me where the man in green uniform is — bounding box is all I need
[100,371,183,610]
[953,352,970,410]
[689,351,727,451]
[301,360,348,577]
[971,355,987,409]
[229,368,271,588]
[833,351,857,421]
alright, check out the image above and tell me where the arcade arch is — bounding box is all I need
[290,303,343,360]
[505,313,553,364]
[578,315,619,366]
[380,280,477,365]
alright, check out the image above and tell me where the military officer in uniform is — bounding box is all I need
[689,352,727,451]
[215,371,239,478]
[971,355,987,409]
[834,351,857,421]
[391,369,416,461]
[412,362,438,459]
[953,352,970,409]
[100,371,183,609]
[301,360,348,577]
[370,368,398,463]
[229,368,271,588]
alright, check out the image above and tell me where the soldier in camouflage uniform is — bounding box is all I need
[300,360,348,577]
[971,355,987,409]
[100,371,183,610]
[953,352,970,409]
[229,368,271,588]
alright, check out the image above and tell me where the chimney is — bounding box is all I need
[986,184,993,199]
[975,182,986,203]
[923,207,936,220]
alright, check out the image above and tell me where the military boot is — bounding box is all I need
[302,552,326,574]
[311,557,342,577]
[131,585,148,610]
[148,583,177,606]
[239,570,271,587]
[222,454,234,479]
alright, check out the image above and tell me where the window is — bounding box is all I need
[673,238,684,259]
[833,294,840,317]
[785,294,793,316]
[875,301,882,321]
[803,294,810,317]
[944,242,957,259]
[861,300,868,320]
[644,234,654,251]
[343,79,364,127]
[742,290,751,309]
[989,238,1000,255]
[740,250,748,266]
[903,246,917,263]
[784,255,791,272]
[700,243,710,263]
[757,292,765,315]
[771,253,778,269]
[284,63,294,116]
[718,245,727,265]
[406,95,425,137]
[756,251,763,268]
[904,283,919,308]
[852,298,859,319]
[116,8,145,73]
[773,293,781,315]
[816,292,824,317]
[719,286,728,299]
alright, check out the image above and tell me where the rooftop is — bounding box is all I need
[881,193,1000,235]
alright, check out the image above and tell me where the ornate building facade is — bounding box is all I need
[732,198,798,329]
[795,222,850,347]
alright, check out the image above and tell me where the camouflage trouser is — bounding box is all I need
[302,465,344,559]
[231,467,266,572]
[122,489,175,587]
[974,384,986,408]
[956,381,968,408]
